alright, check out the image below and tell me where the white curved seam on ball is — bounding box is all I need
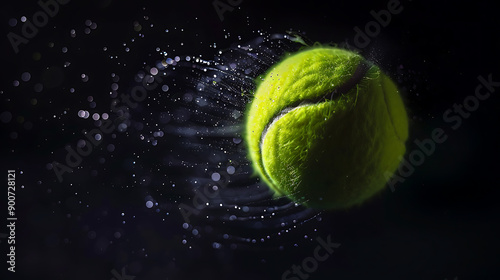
[259,103,315,153]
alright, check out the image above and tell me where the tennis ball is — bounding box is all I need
[244,46,408,210]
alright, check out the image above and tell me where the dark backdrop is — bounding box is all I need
[1,1,499,280]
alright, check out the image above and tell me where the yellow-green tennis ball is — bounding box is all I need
[244,46,408,210]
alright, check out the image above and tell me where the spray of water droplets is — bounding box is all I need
[109,33,326,250]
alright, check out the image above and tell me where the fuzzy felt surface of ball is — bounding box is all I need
[244,46,408,210]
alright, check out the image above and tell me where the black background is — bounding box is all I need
[1,0,499,279]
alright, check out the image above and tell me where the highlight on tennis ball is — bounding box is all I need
[244,46,409,210]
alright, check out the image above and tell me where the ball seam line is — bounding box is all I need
[259,61,372,153]
[256,61,372,192]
